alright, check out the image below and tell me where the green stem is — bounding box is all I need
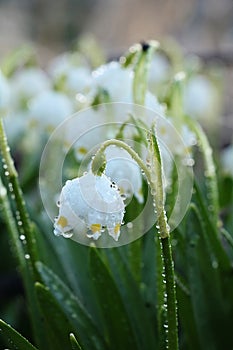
[0,176,25,268]
[186,118,219,226]
[0,119,38,265]
[160,236,179,350]
[91,139,151,180]
[92,137,179,349]
[0,119,48,349]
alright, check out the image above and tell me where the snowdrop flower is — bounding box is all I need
[148,53,171,90]
[29,90,73,131]
[184,75,216,120]
[10,67,50,110]
[0,71,10,114]
[221,144,233,176]
[91,61,164,116]
[104,145,144,203]
[63,108,110,161]
[48,52,83,78]
[49,54,92,94]
[91,61,133,102]
[156,116,196,158]
[54,172,125,241]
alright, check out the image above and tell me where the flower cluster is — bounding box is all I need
[0,39,222,242]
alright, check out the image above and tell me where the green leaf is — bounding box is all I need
[185,204,230,349]
[36,261,108,350]
[70,333,83,350]
[0,120,49,349]
[186,118,219,225]
[193,181,231,271]
[133,41,158,104]
[105,245,158,349]
[0,319,38,350]
[175,272,200,350]
[35,282,76,350]
[89,248,138,350]
[1,45,36,77]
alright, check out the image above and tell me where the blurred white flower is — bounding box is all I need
[184,75,215,119]
[49,53,92,96]
[156,116,196,158]
[148,53,171,90]
[49,53,83,78]
[10,67,50,110]
[91,61,165,116]
[54,172,125,241]
[104,145,143,203]
[66,67,92,93]
[221,144,233,176]
[0,71,10,113]
[29,90,73,130]
[91,61,133,102]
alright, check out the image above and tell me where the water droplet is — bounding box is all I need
[208,205,214,211]
[127,222,133,229]
[54,228,62,236]
[20,234,26,241]
[62,230,74,238]
[186,158,195,167]
[56,200,61,207]
[212,261,218,269]
[25,254,30,260]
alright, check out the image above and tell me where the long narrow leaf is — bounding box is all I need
[35,282,76,350]
[36,261,108,350]
[0,319,38,350]
[89,248,138,350]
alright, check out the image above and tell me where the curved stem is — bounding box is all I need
[92,137,179,349]
[92,138,152,180]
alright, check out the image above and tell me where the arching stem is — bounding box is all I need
[92,137,179,349]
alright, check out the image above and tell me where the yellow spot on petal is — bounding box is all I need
[90,223,101,233]
[114,223,121,234]
[159,126,167,135]
[119,187,125,195]
[57,216,68,228]
[78,147,88,155]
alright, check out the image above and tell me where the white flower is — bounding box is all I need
[0,71,10,113]
[91,61,165,116]
[148,53,171,90]
[104,145,143,203]
[156,116,196,158]
[184,75,215,119]
[54,172,125,241]
[48,52,83,78]
[10,67,50,110]
[221,144,233,176]
[29,90,73,130]
[91,61,133,102]
[63,108,110,160]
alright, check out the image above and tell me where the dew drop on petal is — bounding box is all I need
[62,230,74,238]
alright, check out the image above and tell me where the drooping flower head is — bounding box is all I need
[54,172,125,241]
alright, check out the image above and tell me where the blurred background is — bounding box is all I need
[0,0,232,58]
[0,0,232,122]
